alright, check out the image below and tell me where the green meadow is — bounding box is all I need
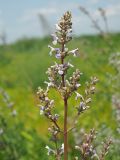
[0,33,120,159]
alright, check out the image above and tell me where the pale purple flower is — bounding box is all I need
[51,34,58,45]
[48,45,61,58]
[54,63,64,75]
[55,48,61,59]
[55,53,61,59]
[69,48,79,57]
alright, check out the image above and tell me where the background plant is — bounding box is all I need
[79,6,120,159]
[0,87,48,160]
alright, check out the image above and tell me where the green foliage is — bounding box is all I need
[0,33,120,159]
[0,124,47,160]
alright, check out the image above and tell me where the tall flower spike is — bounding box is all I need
[37,11,99,160]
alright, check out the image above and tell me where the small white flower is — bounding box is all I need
[48,45,55,56]
[50,100,54,106]
[55,24,61,31]
[75,145,80,150]
[66,80,70,86]
[44,81,54,88]
[69,48,79,57]
[45,146,51,155]
[54,130,58,135]
[48,127,52,132]
[45,145,54,155]
[75,83,81,88]
[67,28,72,33]
[51,34,58,45]
[45,97,49,101]
[59,143,64,155]
[79,102,86,110]
[38,86,41,90]
[65,48,68,52]
[74,156,78,160]
[68,62,74,68]
[75,92,84,100]
[48,114,52,118]
[40,106,44,115]
[37,87,43,94]
[45,145,49,150]
[40,110,44,115]
[86,98,92,103]
[61,143,64,150]
[54,114,59,119]
[91,86,95,91]
[58,70,64,75]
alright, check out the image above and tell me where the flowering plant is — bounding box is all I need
[37,11,111,160]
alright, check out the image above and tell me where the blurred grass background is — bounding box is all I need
[0,32,120,159]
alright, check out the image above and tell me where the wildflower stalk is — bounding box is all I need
[37,11,99,160]
[61,39,68,160]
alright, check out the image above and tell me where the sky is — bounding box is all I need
[0,0,120,43]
